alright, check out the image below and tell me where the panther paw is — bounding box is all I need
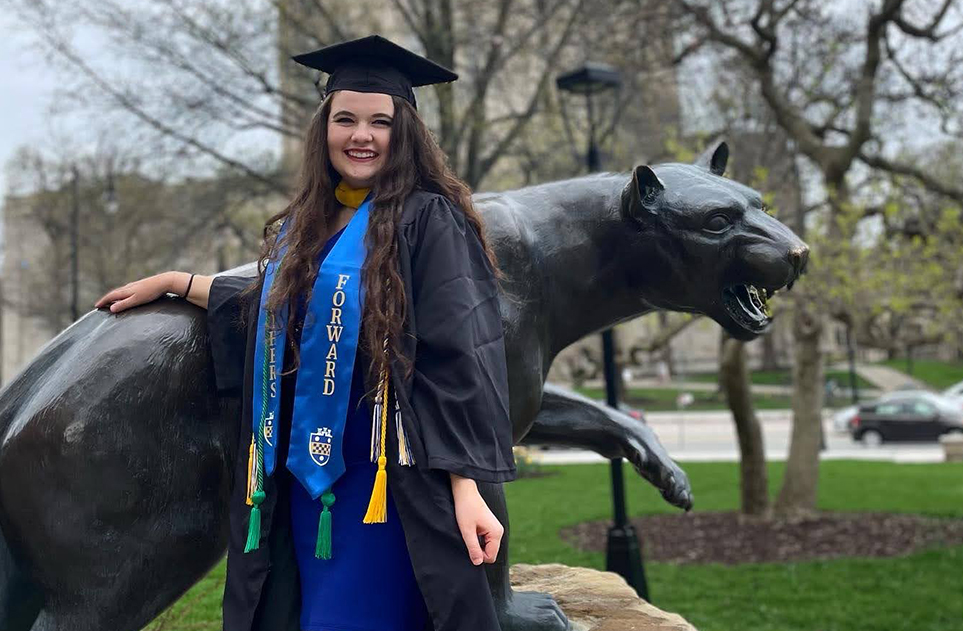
[497,590,570,631]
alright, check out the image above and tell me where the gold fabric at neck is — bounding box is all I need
[335,180,371,209]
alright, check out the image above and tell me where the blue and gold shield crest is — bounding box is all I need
[263,412,275,447]
[309,427,333,467]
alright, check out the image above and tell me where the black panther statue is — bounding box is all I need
[0,143,807,631]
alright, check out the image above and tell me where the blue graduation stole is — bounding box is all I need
[259,201,369,484]
[244,194,416,560]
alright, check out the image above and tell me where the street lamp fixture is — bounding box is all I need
[555,62,622,172]
[555,62,622,94]
[556,64,649,601]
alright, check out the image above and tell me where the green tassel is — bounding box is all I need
[315,490,336,560]
[244,490,266,553]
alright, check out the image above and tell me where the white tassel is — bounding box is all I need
[370,317,415,467]
[370,365,386,461]
[394,388,415,466]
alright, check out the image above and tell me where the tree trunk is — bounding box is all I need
[775,295,824,518]
[719,335,769,516]
[657,311,675,374]
[760,329,780,371]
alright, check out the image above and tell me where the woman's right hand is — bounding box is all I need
[94,272,176,314]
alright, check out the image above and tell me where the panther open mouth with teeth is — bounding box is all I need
[722,283,778,333]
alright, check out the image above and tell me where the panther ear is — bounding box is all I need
[635,165,665,209]
[695,140,728,176]
[622,165,665,224]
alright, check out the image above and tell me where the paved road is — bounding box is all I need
[533,409,945,464]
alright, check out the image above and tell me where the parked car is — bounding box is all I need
[942,379,963,406]
[617,401,646,422]
[832,404,860,433]
[850,392,963,446]
[831,388,936,433]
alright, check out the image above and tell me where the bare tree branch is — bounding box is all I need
[843,0,905,170]
[474,0,588,184]
[298,0,350,41]
[158,0,314,109]
[45,34,287,194]
[628,314,703,359]
[391,0,425,37]
[893,0,953,40]
[858,151,963,204]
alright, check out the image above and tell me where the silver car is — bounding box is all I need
[851,392,963,445]
[831,389,961,434]
[942,379,963,406]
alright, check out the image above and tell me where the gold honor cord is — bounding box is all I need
[244,311,272,553]
[363,337,391,524]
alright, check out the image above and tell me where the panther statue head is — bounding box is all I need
[620,141,809,341]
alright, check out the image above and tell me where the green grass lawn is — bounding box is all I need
[686,368,876,390]
[507,461,963,631]
[146,461,963,630]
[877,358,963,390]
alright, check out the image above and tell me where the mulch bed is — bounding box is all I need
[558,511,963,565]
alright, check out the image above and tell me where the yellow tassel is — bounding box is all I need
[363,366,391,524]
[245,435,256,506]
[363,456,388,523]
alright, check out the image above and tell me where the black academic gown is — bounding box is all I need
[206,190,517,631]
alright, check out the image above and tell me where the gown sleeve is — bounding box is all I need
[408,195,517,484]
[207,273,258,397]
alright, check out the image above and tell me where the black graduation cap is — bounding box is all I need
[292,35,458,110]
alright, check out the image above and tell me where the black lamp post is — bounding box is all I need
[845,325,859,404]
[70,165,80,322]
[102,169,120,297]
[103,170,120,217]
[70,167,120,322]
[556,64,650,601]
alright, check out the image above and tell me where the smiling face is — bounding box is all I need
[326,90,394,189]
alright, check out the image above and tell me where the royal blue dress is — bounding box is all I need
[285,224,430,631]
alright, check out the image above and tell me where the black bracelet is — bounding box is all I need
[183,273,195,299]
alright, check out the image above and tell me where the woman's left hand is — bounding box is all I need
[450,473,503,565]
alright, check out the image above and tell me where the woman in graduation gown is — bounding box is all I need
[94,35,517,631]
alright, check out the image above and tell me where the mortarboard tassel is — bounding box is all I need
[362,350,417,519]
[315,490,335,559]
[362,284,417,525]
[245,490,265,553]
[369,364,385,464]
[245,435,256,506]
[363,351,390,524]
[395,390,414,465]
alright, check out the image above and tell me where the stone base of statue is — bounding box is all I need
[941,432,963,462]
[510,563,697,631]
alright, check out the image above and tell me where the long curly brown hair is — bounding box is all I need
[239,92,503,401]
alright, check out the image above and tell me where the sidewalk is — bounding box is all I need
[828,362,928,391]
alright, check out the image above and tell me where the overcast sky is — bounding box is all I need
[0,12,62,202]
